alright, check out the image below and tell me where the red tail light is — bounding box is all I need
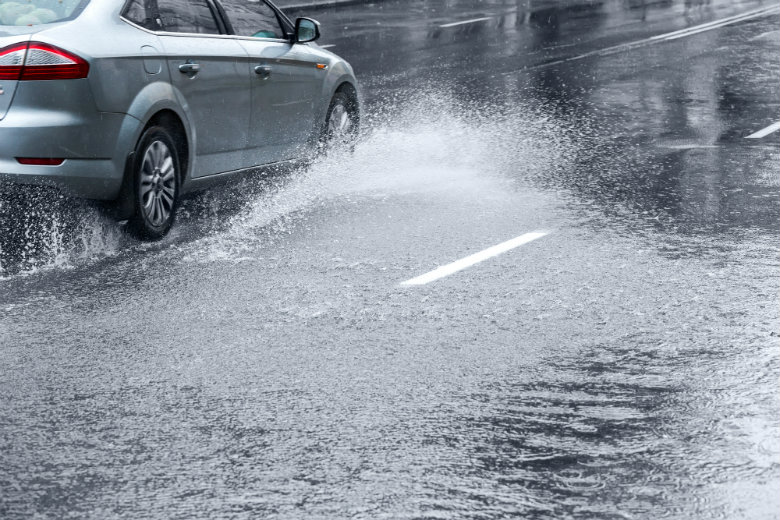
[21,43,89,80]
[0,43,26,80]
[0,42,89,81]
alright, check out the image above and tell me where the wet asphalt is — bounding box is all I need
[1,0,779,518]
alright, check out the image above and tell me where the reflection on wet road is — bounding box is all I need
[1,0,778,518]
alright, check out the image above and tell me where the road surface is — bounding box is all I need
[1,0,778,518]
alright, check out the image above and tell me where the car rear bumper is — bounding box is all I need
[0,159,125,200]
[0,109,139,200]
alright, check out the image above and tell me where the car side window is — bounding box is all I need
[219,0,284,39]
[122,0,159,31]
[157,0,220,34]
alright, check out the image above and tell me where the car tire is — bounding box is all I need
[126,126,180,240]
[322,91,358,151]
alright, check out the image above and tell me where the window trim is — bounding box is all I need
[120,0,161,31]
[120,0,227,36]
[211,0,295,41]
[204,0,228,34]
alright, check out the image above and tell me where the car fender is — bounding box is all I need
[111,82,197,216]
[122,81,196,184]
[319,62,359,128]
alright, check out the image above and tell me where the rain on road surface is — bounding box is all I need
[1,0,778,518]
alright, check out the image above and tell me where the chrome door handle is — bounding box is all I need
[254,65,272,79]
[178,62,200,75]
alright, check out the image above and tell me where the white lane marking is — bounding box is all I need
[651,6,778,41]
[534,5,780,69]
[440,16,492,28]
[660,144,721,149]
[400,231,549,286]
[746,121,780,139]
[319,44,336,49]
[662,7,780,40]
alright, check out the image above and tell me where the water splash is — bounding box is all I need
[0,186,123,279]
[0,90,574,277]
[183,90,573,263]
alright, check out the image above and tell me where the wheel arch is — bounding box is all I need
[334,80,358,101]
[334,81,359,123]
[322,80,360,135]
[123,82,196,186]
[144,110,189,189]
[114,108,190,220]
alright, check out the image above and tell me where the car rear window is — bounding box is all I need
[0,0,89,26]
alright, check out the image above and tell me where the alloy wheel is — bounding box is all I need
[139,140,176,227]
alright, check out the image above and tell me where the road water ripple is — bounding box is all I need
[0,81,778,518]
[2,242,777,518]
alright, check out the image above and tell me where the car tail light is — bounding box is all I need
[0,43,26,80]
[21,43,89,80]
[0,42,89,81]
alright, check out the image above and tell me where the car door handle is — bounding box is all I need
[254,65,272,79]
[178,62,200,75]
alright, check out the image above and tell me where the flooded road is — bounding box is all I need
[1,0,778,518]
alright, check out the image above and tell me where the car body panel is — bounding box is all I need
[0,33,28,120]
[313,54,358,131]
[0,76,19,121]
[236,38,322,164]
[157,32,250,178]
[0,0,359,202]
[0,106,136,199]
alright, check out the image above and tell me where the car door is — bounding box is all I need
[155,0,250,178]
[217,0,323,165]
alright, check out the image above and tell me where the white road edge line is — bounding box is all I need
[535,5,780,69]
[651,5,777,41]
[400,231,549,286]
[663,12,777,40]
[746,121,780,139]
[440,16,492,28]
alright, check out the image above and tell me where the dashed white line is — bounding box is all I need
[746,121,780,139]
[440,16,492,28]
[660,144,721,150]
[400,231,549,286]
[319,44,336,49]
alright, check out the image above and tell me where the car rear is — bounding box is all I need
[0,0,137,200]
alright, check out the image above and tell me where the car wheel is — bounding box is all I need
[127,126,179,240]
[322,91,358,150]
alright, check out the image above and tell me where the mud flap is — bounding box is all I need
[110,151,136,220]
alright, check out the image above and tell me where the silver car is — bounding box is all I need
[0,0,359,238]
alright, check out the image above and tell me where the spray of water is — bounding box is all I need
[0,186,123,278]
[0,90,575,278]
[182,90,574,263]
